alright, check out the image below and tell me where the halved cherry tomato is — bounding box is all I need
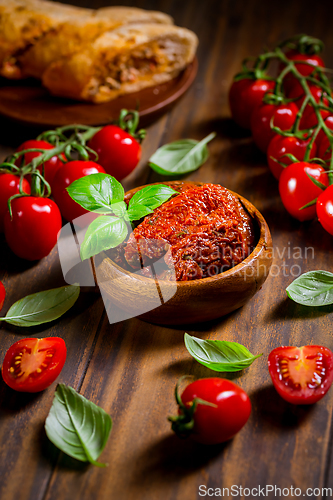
[317,185,333,236]
[170,378,251,445]
[278,161,329,221]
[229,78,275,129]
[0,281,5,311]
[251,102,298,153]
[15,140,65,186]
[1,337,67,392]
[267,135,317,180]
[88,125,141,181]
[268,345,333,405]
[0,173,31,233]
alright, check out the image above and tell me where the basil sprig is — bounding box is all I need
[286,270,333,306]
[0,285,79,327]
[67,174,177,261]
[45,384,112,467]
[148,132,216,176]
[184,333,262,372]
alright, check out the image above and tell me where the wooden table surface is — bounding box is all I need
[1,1,333,499]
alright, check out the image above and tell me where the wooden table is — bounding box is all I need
[1,0,333,499]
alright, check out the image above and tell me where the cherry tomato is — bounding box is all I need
[228,78,275,129]
[0,281,5,312]
[315,115,333,148]
[318,135,332,165]
[268,345,333,405]
[288,83,330,129]
[282,51,324,95]
[279,162,329,221]
[88,125,141,181]
[4,196,62,260]
[251,102,298,153]
[16,140,64,186]
[0,173,30,233]
[52,160,106,223]
[171,378,251,445]
[1,337,66,392]
[317,185,333,236]
[267,135,317,180]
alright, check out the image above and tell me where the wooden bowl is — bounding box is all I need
[93,182,273,325]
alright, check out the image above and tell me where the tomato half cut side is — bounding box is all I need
[268,345,333,405]
[1,337,67,392]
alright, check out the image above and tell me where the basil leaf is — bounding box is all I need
[128,184,177,209]
[127,204,155,221]
[148,132,216,175]
[286,270,333,306]
[2,285,80,327]
[67,173,124,213]
[110,201,127,218]
[184,333,262,372]
[80,216,128,261]
[45,384,112,467]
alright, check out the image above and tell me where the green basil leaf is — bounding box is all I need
[148,132,216,175]
[2,285,80,327]
[128,184,177,210]
[45,384,112,467]
[110,201,127,218]
[286,270,333,306]
[67,173,124,213]
[127,204,155,221]
[184,333,262,372]
[80,216,128,261]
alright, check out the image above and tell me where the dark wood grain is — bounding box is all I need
[1,1,333,499]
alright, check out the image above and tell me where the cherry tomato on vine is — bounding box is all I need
[0,173,30,233]
[251,102,298,153]
[4,196,62,260]
[267,135,317,180]
[318,135,332,165]
[0,281,5,312]
[169,378,251,445]
[88,125,141,181]
[1,337,67,392]
[278,161,329,221]
[52,160,106,223]
[317,185,333,236]
[268,345,333,405]
[315,115,333,148]
[228,78,275,130]
[16,140,64,185]
[281,51,324,95]
[287,83,330,129]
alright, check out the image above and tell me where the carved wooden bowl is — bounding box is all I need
[93,181,273,325]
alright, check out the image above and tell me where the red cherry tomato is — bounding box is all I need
[88,125,141,181]
[282,51,324,94]
[4,196,62,260]
[315,115,333,148]
[16,140,64,185]
[0,173,30,233]
[279,162,329,221]
[318,135,332,164]
[288,83,330,129]
[172,378,251,445]
[228,78,275,130]
[268,345,333,405]
[251,102,298,153]
[1,337,66,392]
[317,185,333,235]
[267,135,317,180]
[0,281,5,312]
[52,160,106,223]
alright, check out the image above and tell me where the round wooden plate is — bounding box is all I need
[0,58,198,128]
